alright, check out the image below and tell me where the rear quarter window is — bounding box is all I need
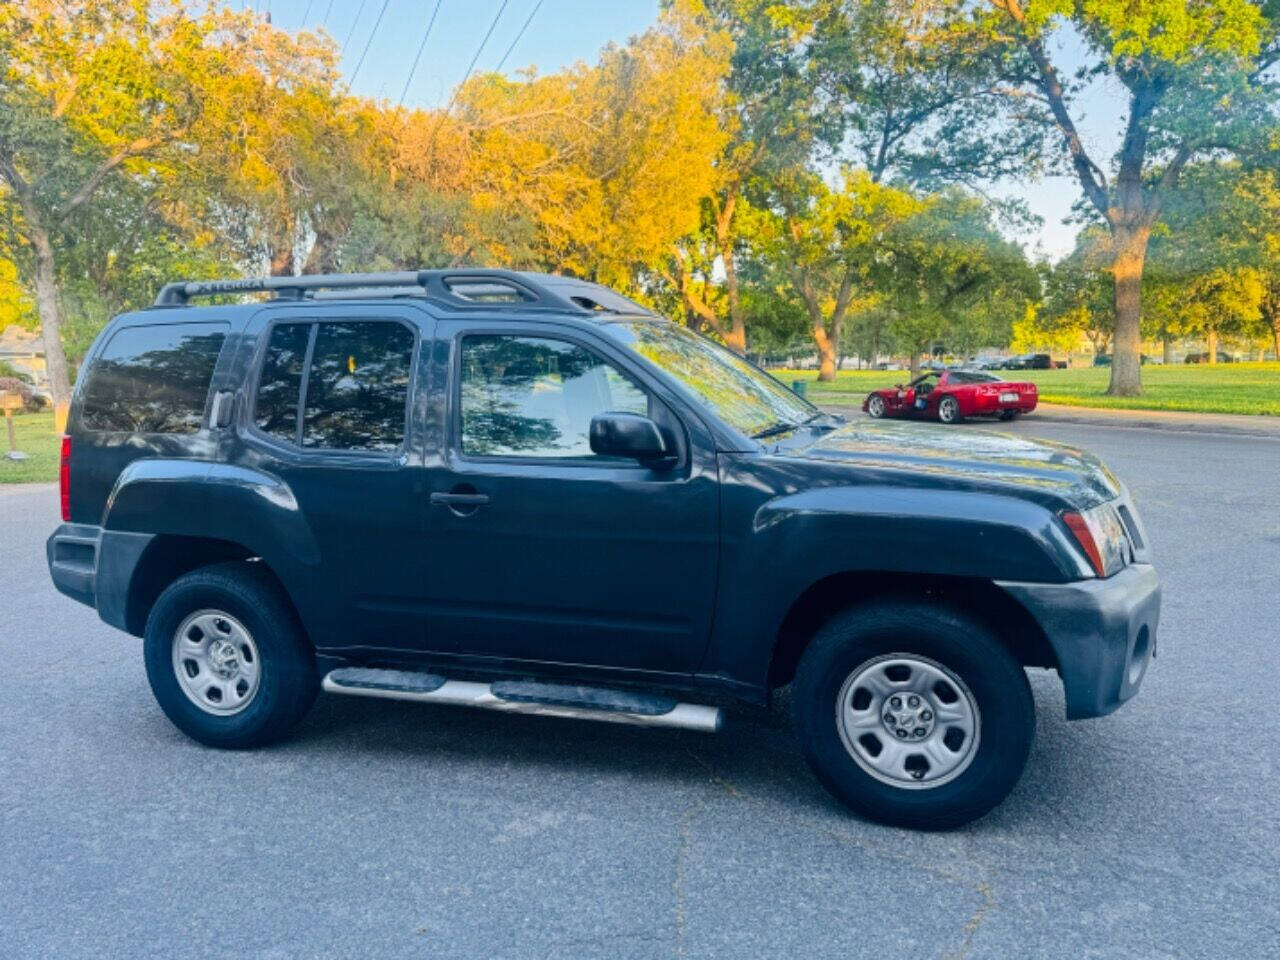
[80,322,228,434]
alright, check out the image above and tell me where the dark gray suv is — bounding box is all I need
[47,269,1160,829]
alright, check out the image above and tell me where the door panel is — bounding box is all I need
[422,322,719,673]
[229,304,433,653]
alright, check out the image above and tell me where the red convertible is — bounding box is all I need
[862,370,1038,424]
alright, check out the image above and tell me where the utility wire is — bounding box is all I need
[349,0,392,86]
[428,0,510,154]
[399,0,445,107]
[302,0,314,25]
[494,0,543,73]
[342,0,369,53]
[321,0,336,27]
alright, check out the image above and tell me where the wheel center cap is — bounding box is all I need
[882,693,935,740]
[209,639,239,678]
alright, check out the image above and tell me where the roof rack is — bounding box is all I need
[152,268,651,315]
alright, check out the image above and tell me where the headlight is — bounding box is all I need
[1061,503,1131,577]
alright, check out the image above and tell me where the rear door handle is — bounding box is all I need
[430,492,490,507]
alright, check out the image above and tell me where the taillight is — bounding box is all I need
[59,434,71,522]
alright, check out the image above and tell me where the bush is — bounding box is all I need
[0,377,47,412]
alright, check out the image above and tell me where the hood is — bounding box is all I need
[771,419,1121,510]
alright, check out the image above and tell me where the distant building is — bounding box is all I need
[0,325,46,385]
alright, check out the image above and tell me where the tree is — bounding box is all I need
[877,190,1039,375]
[747,170,918,380]
[1151,160,1280,360]
[956,0,1280,394]
[0,0,226,410]
[1039,230,1117,357]
[659,0,842,352]
[402,0,729,298]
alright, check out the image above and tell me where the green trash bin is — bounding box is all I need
[791,380,808,399]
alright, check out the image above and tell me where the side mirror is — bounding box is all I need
[589,412,671,464]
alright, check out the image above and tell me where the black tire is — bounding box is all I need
[792,601,1034,830]
[144,562,319,749]
[936,394,963,424]
[865,394,886,418]
[998,409,1021,422]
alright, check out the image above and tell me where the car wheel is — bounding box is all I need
[792,601,1034,829]
[937,395,962,424]
[144,562,318,749]
[866,394,886,418]
[998,410,1021,422]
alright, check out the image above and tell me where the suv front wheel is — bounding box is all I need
[793,601,1033,829]
[144,562,319,748]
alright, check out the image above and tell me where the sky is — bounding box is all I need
[243,0,1129,261]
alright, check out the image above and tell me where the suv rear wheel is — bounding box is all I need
[144,562,318,748]
[793,601,1033,829]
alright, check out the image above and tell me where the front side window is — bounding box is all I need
[253,320,414,452]
[459,335,648,458]
[81,322,228,433]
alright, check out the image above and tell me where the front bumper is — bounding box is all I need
[997,563,1160,720]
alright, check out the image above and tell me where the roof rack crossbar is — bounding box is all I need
[153,269,589,312]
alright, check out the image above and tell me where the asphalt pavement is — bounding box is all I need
[2,417,1278,959]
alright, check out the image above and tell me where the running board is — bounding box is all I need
[322,668,721,733]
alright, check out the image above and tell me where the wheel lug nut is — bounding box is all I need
[907,695,920,708]
[913,727,926,738]
[920,710,932,722]
[895,728,907,738]
[890,697,902,709]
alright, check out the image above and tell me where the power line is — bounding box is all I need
[494,0,543,74]
[321,0,335,27]
[342,0,369,53]
[302,0,314,25]
[349,0,392,86]
[433,0,510,139]
[399,0,445,107]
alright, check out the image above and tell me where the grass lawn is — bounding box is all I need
[0,410,59,483]
[773,363,1280,416]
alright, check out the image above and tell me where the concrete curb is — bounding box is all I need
[819,401,1280,438]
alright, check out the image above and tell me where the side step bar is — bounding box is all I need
[322,668,722,733]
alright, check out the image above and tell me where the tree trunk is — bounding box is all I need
[30,227,73,412]
[909,353,921,379]
[1206,329,1218,365]
[813,324,837,382]
[716,195,747,358]
[1107,225,1149,396]
[1162,336,1173,364]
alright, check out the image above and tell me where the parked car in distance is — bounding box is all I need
[862,369,1038,424]
[47,269,1159,830]
[1184,351,1235,364]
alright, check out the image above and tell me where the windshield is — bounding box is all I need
[605,320,818,438]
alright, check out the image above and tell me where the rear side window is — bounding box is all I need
[253,320,414,452]
[81,322,228,433]
[254,323,310,443]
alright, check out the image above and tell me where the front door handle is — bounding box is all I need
[430,492,490,507]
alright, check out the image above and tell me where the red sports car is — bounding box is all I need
[862,370,1038,424]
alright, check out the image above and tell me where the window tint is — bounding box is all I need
[254,323,311,443]
[81,322,227,433]
[460,335,648,458]
[302,322,414,451]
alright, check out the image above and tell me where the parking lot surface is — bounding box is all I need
[2,419,1277,959]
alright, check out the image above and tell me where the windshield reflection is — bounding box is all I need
[605,321,816,438]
